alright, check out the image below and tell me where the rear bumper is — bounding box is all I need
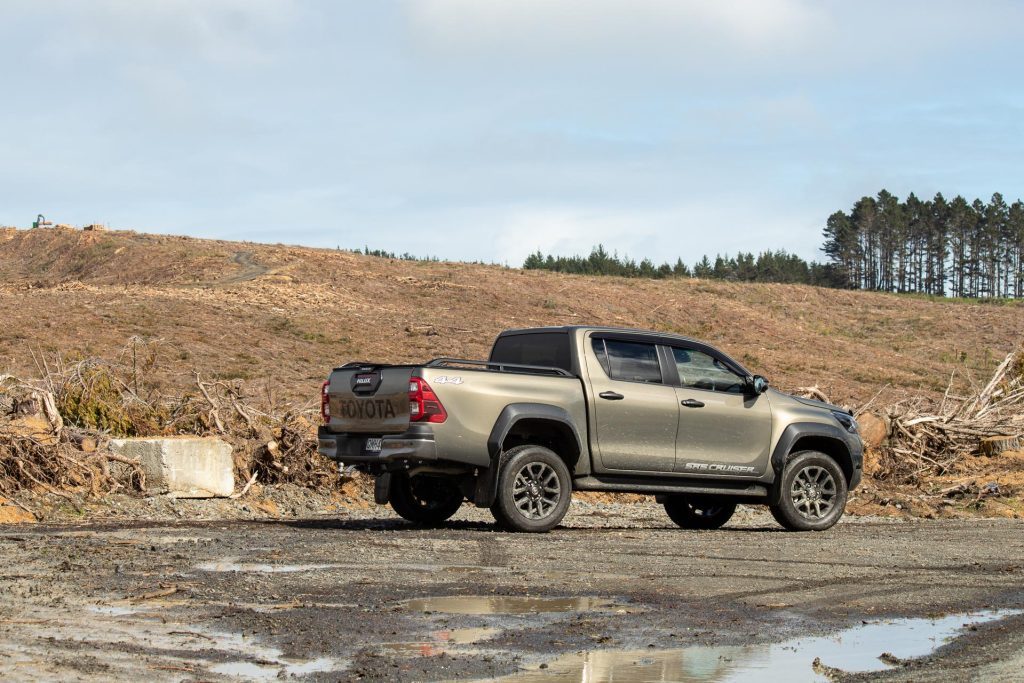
[317,425,437,465]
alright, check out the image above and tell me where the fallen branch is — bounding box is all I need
[132,584,180,602]
[194,372,226,434]
[230,471,258,499]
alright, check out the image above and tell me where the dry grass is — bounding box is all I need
[2,227,1022,409]
[0,337,334,497]
[1,227,1023,515]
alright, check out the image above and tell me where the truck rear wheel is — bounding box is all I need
[389,474,463,525]
[490,445,571,533]
[663,497,736,530]
[769,451,847,531]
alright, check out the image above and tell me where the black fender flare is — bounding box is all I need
[473,403,584,508]
[769,422,858,503]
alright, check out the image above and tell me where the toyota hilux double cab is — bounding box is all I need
[318,326,862,533]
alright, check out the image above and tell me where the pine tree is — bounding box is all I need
[851,196,878,290]
[1009,201,1024,297]
[928,193,949,295]
[822,210,859,289]
[693,256,713,279]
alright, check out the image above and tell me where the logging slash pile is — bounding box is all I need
[1,337,1022,519]
[0,339,337,499]
[871,349,1024,485]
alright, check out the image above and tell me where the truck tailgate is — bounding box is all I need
[324,365,414,434]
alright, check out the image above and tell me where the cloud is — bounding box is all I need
[406,0,828,69]
[2,1,1022,267]
[406,0,1024,80]
[408,0,823,49]
[22,0,304,67]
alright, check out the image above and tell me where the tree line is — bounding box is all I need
[823,191,1024,298]
[522,245,838,285]
[521,190,1024,298]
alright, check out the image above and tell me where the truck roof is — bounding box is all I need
[494,325,751,377]
[495,325,706,347]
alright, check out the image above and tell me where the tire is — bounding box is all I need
[663,497,736,530]
[490,445,572,533]
[389,474,463,525]
[768,451,848,531]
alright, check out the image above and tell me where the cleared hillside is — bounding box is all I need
[1,226,1022,409]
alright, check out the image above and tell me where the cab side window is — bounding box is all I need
[592,338,662,384]
[672,347,745,393]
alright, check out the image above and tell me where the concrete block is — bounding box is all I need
[108,437,235,498]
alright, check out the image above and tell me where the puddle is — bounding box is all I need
[10,601,348,681]
[209,656,338,680]
[406,595,619,615]
[441,627,503,645]
[196,559,341,573]
[245,600,356,613]
[497,610,1020,682]
[91,605,146,617]
[381,627,501,657]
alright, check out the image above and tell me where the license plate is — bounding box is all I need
[365,438,383,453]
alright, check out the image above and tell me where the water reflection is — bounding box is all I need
[495,610,1019,682]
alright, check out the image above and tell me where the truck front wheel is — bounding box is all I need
[769,451,847,531]
[491,445,572,533]
[389,474,463,525]
[663,497,736,529]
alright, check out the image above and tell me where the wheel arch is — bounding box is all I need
[770,423,854,503]
[474,404,584,508]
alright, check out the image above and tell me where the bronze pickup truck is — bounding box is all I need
[318,326,862,532]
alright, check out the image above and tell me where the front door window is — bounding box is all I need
[672,347,745,394]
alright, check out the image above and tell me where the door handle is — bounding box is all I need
[681,398,705,408]
[599,391,624,401]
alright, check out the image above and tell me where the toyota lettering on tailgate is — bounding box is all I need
[337,398,398,420]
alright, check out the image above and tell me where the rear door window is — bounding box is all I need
[592,339,663,384]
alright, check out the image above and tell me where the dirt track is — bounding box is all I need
[2,503,1023,681]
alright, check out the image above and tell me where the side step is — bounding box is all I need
[573,474,768,500]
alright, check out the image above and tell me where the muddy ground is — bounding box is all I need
[1,501,1023,682]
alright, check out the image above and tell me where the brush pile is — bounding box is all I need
[0,375,146,498]
[0,338,334,498]
[875,349,1024,484]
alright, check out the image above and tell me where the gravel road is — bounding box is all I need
[1,502,1022,681]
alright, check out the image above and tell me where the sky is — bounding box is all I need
[1,1,1022,266]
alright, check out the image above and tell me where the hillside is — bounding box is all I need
[1,226,1022,409]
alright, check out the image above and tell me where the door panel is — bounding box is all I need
[585,337,678,472]
[669,346,772,474]
[673,388,772,473]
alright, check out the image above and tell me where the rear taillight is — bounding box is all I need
[320,380,330,423]
[409,377,447,423]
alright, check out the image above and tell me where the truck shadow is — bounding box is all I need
[263,518,785,533]
[271,518,496,532]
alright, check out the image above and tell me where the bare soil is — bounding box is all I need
[0,502,1021,681]
[3,226,1023,680]
[2,227,1023,519]
[2,227,1023,409]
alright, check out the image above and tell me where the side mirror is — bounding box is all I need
[748,375,769,394]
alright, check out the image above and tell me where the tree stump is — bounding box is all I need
[979,435,1022,456]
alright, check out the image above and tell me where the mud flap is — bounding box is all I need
[374,473,392,505]
[473,466,498,508]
